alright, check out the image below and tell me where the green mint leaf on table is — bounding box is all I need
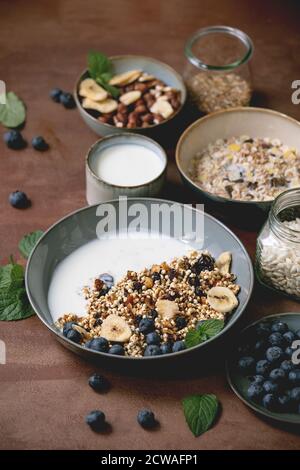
[0,261,34,321]
[182,394,219,437]
[0,92,26,128]
[19,230,44,259]
[185,319,224,348]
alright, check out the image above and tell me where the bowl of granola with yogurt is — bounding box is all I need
[25,199,253,370]
[176,107,300,222]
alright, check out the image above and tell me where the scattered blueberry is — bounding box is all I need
[256,359,270,376]
[283,331,296,344]
[66,328,82,344]
[266,346,283,364]
[4,130,27,150]
[271,321,289,334]
[88,373,109,392]
[144,345,161,356]
[250,375,265,385]
[175,317,187,330]
[149,309,158,319]
[146,332,161,346]
[238,356,255,373]
[247,383,263,401]
[50,88,63,102]
[59,92,76,109]
[290,387,300,402]
[172,340,186,353]
[85,337,109,353]
[85,410,106,432]
[139,318,155,335]
[108,344,124,356]
[152,272,161,282]
[9,190,30,209]
[262,393,278,411]
[63,321,77,337]
[137,409,156,429]
[32,136,49,151]
[256,322,271,337]
[263,380,279,394]
[288,370,300,384]
[269,368,286,383]
[281,360,294,373]
[268,332,285,347]
[160,342,173,354]
[99,273,114,289]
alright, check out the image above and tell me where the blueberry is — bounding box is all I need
[9,190,30,209]
[99,273,114,289]
[256,359,270,376]
[32,136,49,151]
[281,360,294,373]
[262,393,277,411]
[263,380,279,394]
[266,346,283,364]
[296,330,300,339]
[283,331,296,344]
[144,345,161,356]
[3,130,27,150]
[152,272,161,282]
[269,368,286,383]
[62,321,77,337]
[137,409,156,429]
[250,375,265,385]
[146,332,161,346]
[238,356,255,373]
[175,317,187,330]
[85,410,106,432]
[288,370,300,384]
[135,315,142,325]
[271,321,288,334]
[253,339,267,355]
[88,373,109,392]
[247,383,263,401]
[60,92,76,109]
[108,344,124,356]
[285,346,294,357]
[269,332,285,347]
[160,342,172,354]
[50,88,62,102]
[85,337,109,352]
[290,387,300,402]
[139,318,155,334]
[66,328,82,344]
[256,322,271,337]
[149,309,158,319]
[172,341,186,353]
[278,394,292,411]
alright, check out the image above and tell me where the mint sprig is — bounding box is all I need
[19,230,44,259]
[87,51,120,98]
[182,394,219,437]
[185,319,224,348]
[0,91,26,128]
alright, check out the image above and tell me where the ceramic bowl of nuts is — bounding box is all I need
[74,53,187,138]
[176,107,300,225]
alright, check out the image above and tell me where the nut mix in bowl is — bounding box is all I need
[76,51,183,130]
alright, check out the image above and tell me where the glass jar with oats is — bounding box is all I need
[183,26,253,114]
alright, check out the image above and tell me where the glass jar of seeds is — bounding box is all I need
[256,188,300,300]
[183,26,253,114]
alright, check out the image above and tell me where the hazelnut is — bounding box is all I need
[116,112,128,124]
[135,105,148,115]
[117,102,127,114]
[134,83,148,93]
[141,113,153,124]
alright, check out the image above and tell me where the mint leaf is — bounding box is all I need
[96,76,120,99]
[0,261,34,321]
[19,230,44,259]
[88,51,112,80]
[185,319,224,348]
[184,329,206,348]
[182,394,219,437]
[0,91,26,128]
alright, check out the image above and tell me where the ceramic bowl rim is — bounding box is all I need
[25,197,254,361]
[175,106,300,206]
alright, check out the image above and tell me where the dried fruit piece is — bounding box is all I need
[156,299,179,320]
[101,314,131,342]
[215,252,232,275]
[72,324,89,338]
[138,74,156,82]
[207,287,238,313]
[109,70,142,86]
[79,78,108,101]
[144,277,154,289]
[150,98,174,119]
[82,97,118,113]
[120,90,142,106]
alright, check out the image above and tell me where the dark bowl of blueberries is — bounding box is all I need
[226,313,300,424]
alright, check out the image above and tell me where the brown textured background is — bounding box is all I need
[1,0,300,450]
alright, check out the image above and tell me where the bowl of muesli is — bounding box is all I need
[25,199,253,372]
[176,107,300,224]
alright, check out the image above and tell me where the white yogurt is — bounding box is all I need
[48,232,193,321]
[90,143,164,187]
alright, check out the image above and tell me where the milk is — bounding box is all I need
[48,232,193,321]
[90,143,164,186]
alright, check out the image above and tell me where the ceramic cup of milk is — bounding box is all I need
[86,133,167,204]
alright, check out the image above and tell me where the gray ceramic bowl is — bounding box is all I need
[176,107,300,224]
[74,55,187,138]
[25,199,253,372]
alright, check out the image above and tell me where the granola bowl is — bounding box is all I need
[176,107,300,226]
[74,55,187,139]
[25,198,253,374]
